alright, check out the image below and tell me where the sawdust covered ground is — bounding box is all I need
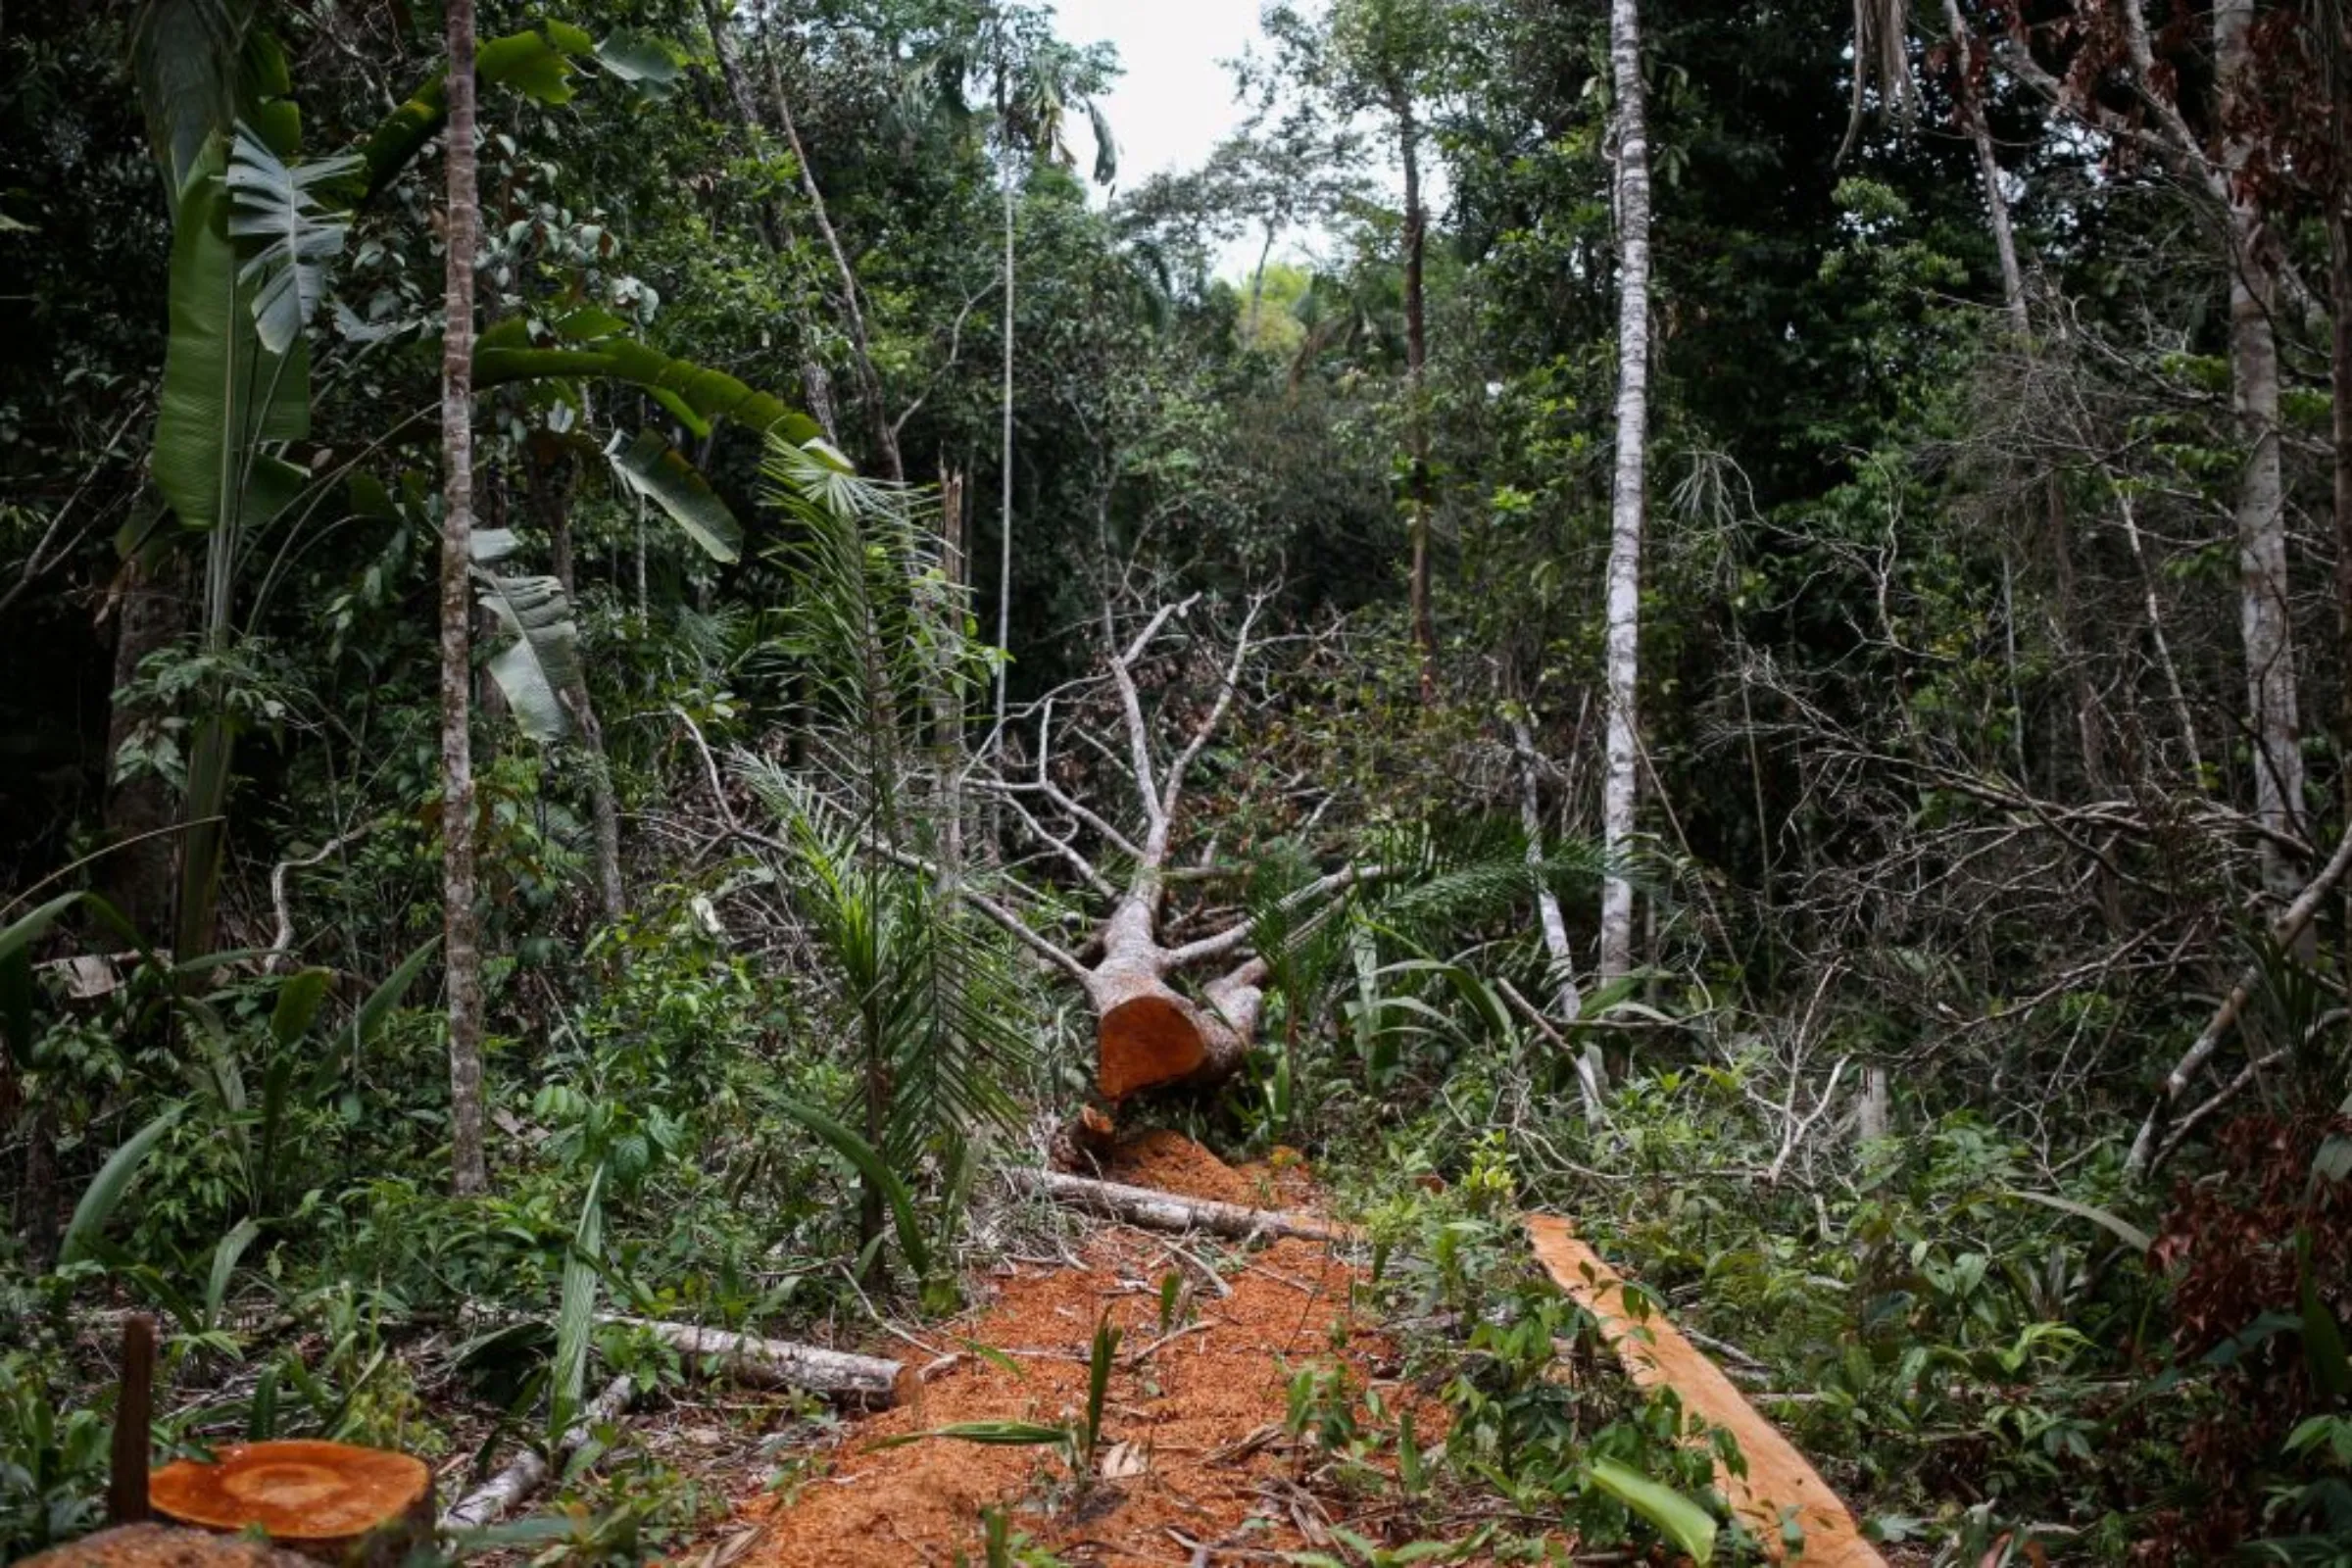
[715,1133,1423,1567]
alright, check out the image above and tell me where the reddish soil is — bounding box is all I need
[715,1134,1427,1567]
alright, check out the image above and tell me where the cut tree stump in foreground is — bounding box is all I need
[22,1524,316,1568]
[1524,1214,1885,1567]
[1004,1166,1358,1244]
[601,1316,915,1405]
[149,1441,433,1566]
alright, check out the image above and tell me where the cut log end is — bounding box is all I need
[151,1442,431,1564]
[1098,991,1207,1101]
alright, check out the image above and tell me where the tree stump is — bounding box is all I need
[22,1523,316,1568]
[149,1442,432,1566]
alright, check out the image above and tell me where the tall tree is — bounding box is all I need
[1599,0,1654,981]
[439,0,488,1198]
[1323,0,1444,693]
[910,5,1114,751]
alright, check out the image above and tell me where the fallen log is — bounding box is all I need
[1524,1215,1883,1567]
[1004,1166,1357,1245]
[601,1316,914,1405]
[441,1374,635,1531]
[148,1441,433,1567]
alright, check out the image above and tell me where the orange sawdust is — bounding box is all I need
[721,1135,1438,1567]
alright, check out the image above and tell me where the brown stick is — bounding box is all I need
[599,1316,913,1405]
[1004,1167,1356,1245]
[108,1314,154,1526]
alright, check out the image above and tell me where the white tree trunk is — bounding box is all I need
[440,0,488,1198]
[993,76,1017,759]
[1599,0,1654,982]
[1939,0,2028,337]
[2216,0,2305,909]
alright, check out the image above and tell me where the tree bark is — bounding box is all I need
[601,1317,913,1405]
[2218,0,2307,912]
[441,1376,634,1530]
[1599,0,1654,983]
[440,0,489,1199]
[759,33,905,483]
[2329,207,2352,769]
[98,548,191,947]
[1399,89,1435,697]
[1941,0,2028,338]
[993,67,1018,762]
[1004,1166,1355,1244]
[536,456,624,927]
[1508,713,1603,1115]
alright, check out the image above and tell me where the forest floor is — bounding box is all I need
[680,1132,1462,1567]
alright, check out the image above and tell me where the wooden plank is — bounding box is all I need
[1524,1214,1885,1567]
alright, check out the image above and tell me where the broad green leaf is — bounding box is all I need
[154,145,311,536]
[222,127,358,354]
[60,1107,184,1268]
[474,569,583,743]
[607,428,743,563]
[552,1167,606,1433]
[206,1216,263,1330]
[2000,1189,2152,1253]
[775,1099,932,1280]
[0,893,86,966]
[357,24,598,202]
[473,318,825,448]
[354,935,442,1052]
[1589,1457,1717,1565]
[269,965,332,1049]
[593,30,684,94]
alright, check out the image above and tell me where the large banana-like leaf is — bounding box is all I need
[475,312,827,448]
[154,139,311,536]
[474,568,583,744]
[129,0,268,197]
[223,127,359,355]
[606,428,742,563]
[354,23,669,204]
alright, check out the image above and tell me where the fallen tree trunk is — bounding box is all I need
[1004,1166,1356,1245]
[442,1375,634,1531]
[1525,1215,1883,1566]
[601,1316,914,1405]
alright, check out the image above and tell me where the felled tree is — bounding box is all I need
[961,594,1369,1102]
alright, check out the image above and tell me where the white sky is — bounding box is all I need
[1050,0,1261,184]
[1049,0,1323,276]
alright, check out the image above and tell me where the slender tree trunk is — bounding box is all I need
[536,454,625,927]
[760,35,905,482]
[1599,0,1654,982]
[1399,90,1435,697]
[440,0,489,1198]
[993,71,1017,757]
[1510,712,1604,1116]
[98,549,191,945]
[1245,222,1275,345]
[2328,207,2352,765]
[1940,0,2027,337]
[2217,0,2307,910]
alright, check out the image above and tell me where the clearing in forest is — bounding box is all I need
[705,1133,1444,1567]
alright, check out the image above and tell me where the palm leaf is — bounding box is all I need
[1589,1457,1717,1564]
[59,1106,183,1268]
[551,1167,606,1433]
